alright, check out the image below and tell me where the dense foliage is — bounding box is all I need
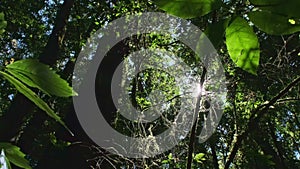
[0,0,299,168]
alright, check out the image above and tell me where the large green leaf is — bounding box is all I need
[0,71,72,135]
[225,17,260,75]
[250,0,300,18]
[0,143,31,169]
[204,18,229,48]
[250,0,283,5]
[153,0,222,19]
[6,59,77,97]
[248,10,300,35]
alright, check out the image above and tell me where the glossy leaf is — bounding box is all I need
[153,0,222,19]
[250,0,283,5]
[204,18,229,48]
[0,143,31,169]
[248,10,300,35]
[0,71,72,135]
[250,0,300,18]
[225,17,260,75]
[6,59,77,97]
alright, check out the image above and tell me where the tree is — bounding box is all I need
[0,0,299,168]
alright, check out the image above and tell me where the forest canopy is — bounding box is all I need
[0,0,299,168]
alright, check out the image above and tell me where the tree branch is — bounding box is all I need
[186,67,207,169]
[211,143,220,169]
[224,76,300,169]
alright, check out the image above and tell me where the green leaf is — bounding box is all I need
[225,17,260,75]
[6,68,42,91]
[250,0,282,5]
[250,0,300,18]
[5,155,12,169]
[153,0,222,19]
[0,149,10,169]
[204,18,229,48]
[248,10,300,35]
[0,12,4,21]
[0,71,72,135]
[194,153,205,163]
[0,12,7,35]
[168,153,173,160]
[0,143,31,169]
[161,159,169,164]
[6,59,77,97]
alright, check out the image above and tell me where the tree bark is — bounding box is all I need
[0,0,74,142]
[211,143,219,169]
